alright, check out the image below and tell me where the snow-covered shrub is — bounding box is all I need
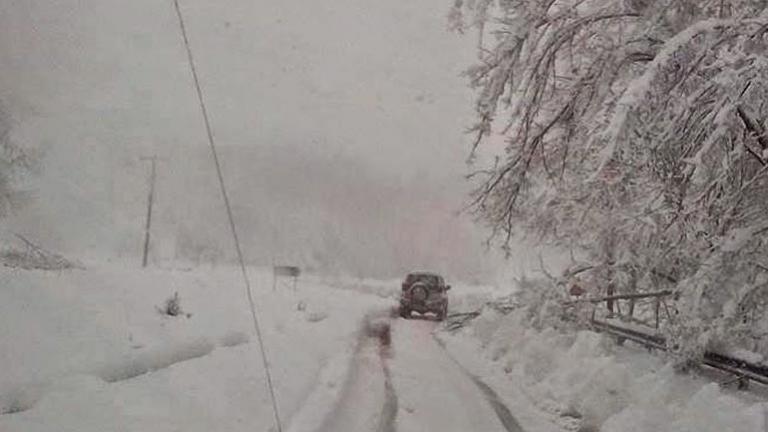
[306,310,329,323]
[158,292,186,318]
[514,275,592,330]
[0,235,81,271]
[668,236,768,363]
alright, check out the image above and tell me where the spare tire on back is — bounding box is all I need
[410,283,429,302]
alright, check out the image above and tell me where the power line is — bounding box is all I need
[139,155,157,268]
[170,1,283,431]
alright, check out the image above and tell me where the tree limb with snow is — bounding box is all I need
[453,0,768,361]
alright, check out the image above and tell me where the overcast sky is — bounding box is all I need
[0,0,507,280]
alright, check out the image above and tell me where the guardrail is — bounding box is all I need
[580,284,768,390]
[591,319,768,387]
[450,288,768,388]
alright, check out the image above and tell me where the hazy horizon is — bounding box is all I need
[0,0,504,281]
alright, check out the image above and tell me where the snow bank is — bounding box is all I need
[440,307,768,432]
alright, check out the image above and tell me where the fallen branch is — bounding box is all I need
[1,234,82,271]
[444,311,482,331]
[592,319,768,387]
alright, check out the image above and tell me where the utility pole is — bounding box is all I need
[140,156,157,268]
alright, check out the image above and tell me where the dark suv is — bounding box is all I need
[399,272,450,320]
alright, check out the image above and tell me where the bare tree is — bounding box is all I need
[0,102,32,216]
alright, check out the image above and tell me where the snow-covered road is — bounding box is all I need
[312,320,391,432]
[314,315,522,432]
[390,318,520,432]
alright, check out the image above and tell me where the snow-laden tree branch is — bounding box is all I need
[453,0,768,360]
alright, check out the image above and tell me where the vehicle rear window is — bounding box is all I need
[406,274,438,285]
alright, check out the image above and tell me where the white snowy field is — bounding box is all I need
[438,307,768,432]
[0,263,395,432]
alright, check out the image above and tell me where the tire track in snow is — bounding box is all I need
[312,314,397,432]
[377,365,397,432]
[308,314,523,432]
[375,321,398,432]
[468,374,525,432]
[432,333,525,432]
[389,319,516,432]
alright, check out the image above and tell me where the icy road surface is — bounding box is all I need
[316,316,522,432]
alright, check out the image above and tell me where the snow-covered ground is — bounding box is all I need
[0,262,511,432]
[0,263,393,431]
[438,307,768,432]
[3,264,767,432]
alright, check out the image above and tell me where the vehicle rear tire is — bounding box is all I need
[400,307,410,319]
[437,304,448,321]
[410,284,429,302]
